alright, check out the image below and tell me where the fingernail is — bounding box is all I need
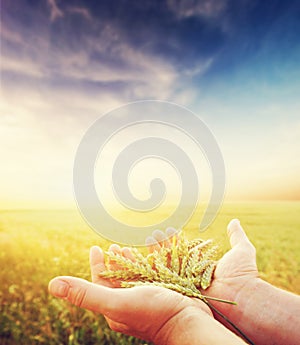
[50,279,69,297]
[145,236,156,245]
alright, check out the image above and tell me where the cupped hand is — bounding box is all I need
[146,219,259,323]
[49,244,212,344]
[205,219,259,317]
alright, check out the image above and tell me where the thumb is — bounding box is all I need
[227,219,253,248]
[48,276,117,314]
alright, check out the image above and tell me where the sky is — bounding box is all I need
[1,0,300,209]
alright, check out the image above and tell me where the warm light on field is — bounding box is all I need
[1,201,300,344]
[1,0,300,343]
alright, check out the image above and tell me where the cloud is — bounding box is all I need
[0,8,183,101]
[47,0,64,22]
[1,56,45,78]
[1,0,299,208]
[67,6,93,21]
[0,25,24,45]
[167,0,226,19]
[183,58,214,77]
[2,0,220,94]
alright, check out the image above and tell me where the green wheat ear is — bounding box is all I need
[99,230,226,301]
[98,230,255,345]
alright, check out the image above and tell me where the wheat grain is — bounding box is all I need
[200,263,216,290]
[98,231,255,344]
[99,230,221,299]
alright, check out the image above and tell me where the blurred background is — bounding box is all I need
[1,0,300,344]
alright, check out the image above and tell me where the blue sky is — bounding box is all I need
[1,0,300,208]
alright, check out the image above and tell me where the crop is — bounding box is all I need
[99,232,256,344]
[101,235,221,297]
[1,202,299,344]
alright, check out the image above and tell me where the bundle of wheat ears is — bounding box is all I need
[99,231,255,345]
[100,233,229,303]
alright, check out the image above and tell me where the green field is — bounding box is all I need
[0,202,299,344]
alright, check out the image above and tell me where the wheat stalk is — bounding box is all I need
[99,231,255,345]
[100,231,230,301]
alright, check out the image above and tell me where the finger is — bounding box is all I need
[166,227,178,245]
[145,236,161,253]
[49,276,116,314]
[166,227,178,239]
[48,276,143,323]
[90,245,105,267]
[89,246,112,287]
[105,316,141,339]
[108,244,123,270]
[109,243,121,254]
[122,247,135,261]
[107,319,131,334]
[152,229,170,247]
[227,219,252,248]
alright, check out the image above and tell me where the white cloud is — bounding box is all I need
[67,6,93,21]
[47,0,64,22]
[167,0,226,19]
[1,56,45,78]
[1,16,180,99]
[1,2,217,103]
[0,26,24,45]
[183,58,214,77]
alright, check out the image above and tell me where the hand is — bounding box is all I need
[48,245,213,344]
[205,219,259,318]
[146,219,258,320]
[206,219,300,345]
[147,219,300,345]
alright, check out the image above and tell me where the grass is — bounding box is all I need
[0,201,299,344]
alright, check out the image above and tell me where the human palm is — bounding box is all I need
[89,219,257,339]
[49,219,256,343]
[145,219,259,321]
[49,220,299,345]
[89,243,212,342]
[206,219,259,319]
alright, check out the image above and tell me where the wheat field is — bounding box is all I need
[0,202,299,344]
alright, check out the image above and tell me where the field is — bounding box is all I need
[0,202,299,344]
